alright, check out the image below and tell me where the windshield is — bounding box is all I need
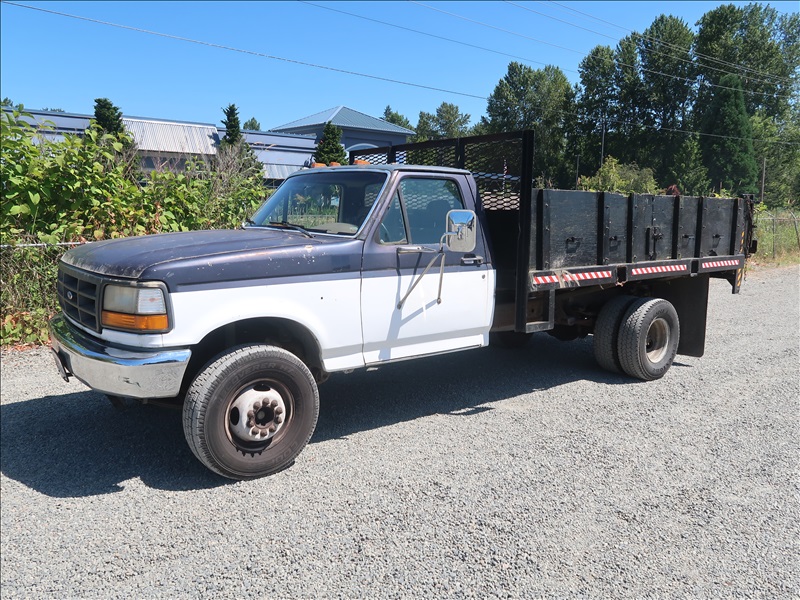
[248,170,389,236]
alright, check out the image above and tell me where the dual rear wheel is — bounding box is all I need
[594,296,680,381]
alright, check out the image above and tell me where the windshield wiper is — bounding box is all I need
[267,221,313,238]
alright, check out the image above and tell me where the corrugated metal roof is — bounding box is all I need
[271,106,415,135]
[123,118,218,155]
[264,164,306,179]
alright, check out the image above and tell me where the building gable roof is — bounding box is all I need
[271,106,415,136]
[123,117,218,155]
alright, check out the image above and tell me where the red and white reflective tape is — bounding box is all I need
[630,264,688,276]
[702,259,740,269]
[531,275,560,285]
[563,270,613,282]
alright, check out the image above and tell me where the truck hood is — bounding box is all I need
[62,229,364,291]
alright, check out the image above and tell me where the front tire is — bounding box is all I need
[183,344,319,480]
[617,298,679,381]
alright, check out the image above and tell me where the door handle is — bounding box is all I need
[461,254,483,266]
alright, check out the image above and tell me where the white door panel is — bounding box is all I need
[361,269,494,363]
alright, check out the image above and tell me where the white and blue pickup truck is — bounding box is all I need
[50,131,756,479]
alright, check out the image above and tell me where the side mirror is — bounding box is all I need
[444,209,477,253]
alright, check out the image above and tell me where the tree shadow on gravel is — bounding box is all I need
[1,334,635,497]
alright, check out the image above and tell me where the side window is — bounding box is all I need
[400,178,465,244]
[379,192,408,244]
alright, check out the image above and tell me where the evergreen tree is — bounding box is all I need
[382,105,413,130]
[577,45,616,172]
[242,117,261,131]
[611,34,649,166]
[93,98,124,135]
[412,102,471,141]
[637,15,696,185]
[666,135,710,196]
[314,121,347,165]
[700,75,758,195]
[221,103,243,146]
[485,63,574,186]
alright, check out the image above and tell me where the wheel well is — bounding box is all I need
[181,318,326,393]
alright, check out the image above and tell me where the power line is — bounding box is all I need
[412,0,791,99]
[508,0,793,89]
[1,1,487,101]
[3,1,796,147]
[298,1,568,74]
[543,0,795,86]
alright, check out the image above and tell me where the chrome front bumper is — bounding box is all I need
[49,315,192,399]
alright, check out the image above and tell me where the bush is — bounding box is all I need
[1,109,272,346]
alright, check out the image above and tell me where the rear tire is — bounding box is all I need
[183,344,319,480]
[617,298,679,381]
[593,295,637,373]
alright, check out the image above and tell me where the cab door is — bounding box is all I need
[360,174,494,363]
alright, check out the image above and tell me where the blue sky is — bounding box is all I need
[1,1,796,130]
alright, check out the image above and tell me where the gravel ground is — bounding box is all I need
[1,266,798,599]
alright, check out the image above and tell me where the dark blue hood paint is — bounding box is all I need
[62,229,364,291]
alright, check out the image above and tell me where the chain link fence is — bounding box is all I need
[755,211,800,259]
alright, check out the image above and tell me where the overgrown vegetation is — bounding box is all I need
[1,108,270,346]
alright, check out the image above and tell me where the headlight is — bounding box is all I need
[101,284,169,332]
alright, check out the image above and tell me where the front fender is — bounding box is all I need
[164,275,364,371]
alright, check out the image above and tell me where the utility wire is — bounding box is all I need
[412,1,791,99]
[298,1,570,74]
[543,0,795,86]
[1,1,487,101]
[508,0,793,89]
[2,1,795,146]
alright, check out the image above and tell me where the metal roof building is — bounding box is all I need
[271,105,415,152]
[12,109,316,178]
[10,105,415,177]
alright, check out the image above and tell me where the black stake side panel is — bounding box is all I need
[700,198,736,257]
[601,192,629,266]
[677,196,701,259]
[544,190,598,269]
[629,195,678,263]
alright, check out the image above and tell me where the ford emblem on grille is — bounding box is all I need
[67,291,74,301]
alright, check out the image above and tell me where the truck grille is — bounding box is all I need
[57,264,101,332]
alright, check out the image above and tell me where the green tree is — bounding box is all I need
[485,63,574,186]
[638,15,696,184]
[665,135,710,196]
[579,156,658,194]
[611,34,649,166]
[221,104,243,146]
[694,4,800,118]
[242,117,261,131]
[93,98,124,136]
[700,74,758,195]
[382,105,413,130]
[2,97,22,110]
[314,121,347,165]
[577,45,616,171]
[411,102,471,142]
[751,108,800,208]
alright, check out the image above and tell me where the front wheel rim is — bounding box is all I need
[645,317,670,364]
[225,380,292,455]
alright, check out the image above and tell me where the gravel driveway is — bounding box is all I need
[2,266,798,598]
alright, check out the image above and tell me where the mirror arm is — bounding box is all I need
[396,249,445,310]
